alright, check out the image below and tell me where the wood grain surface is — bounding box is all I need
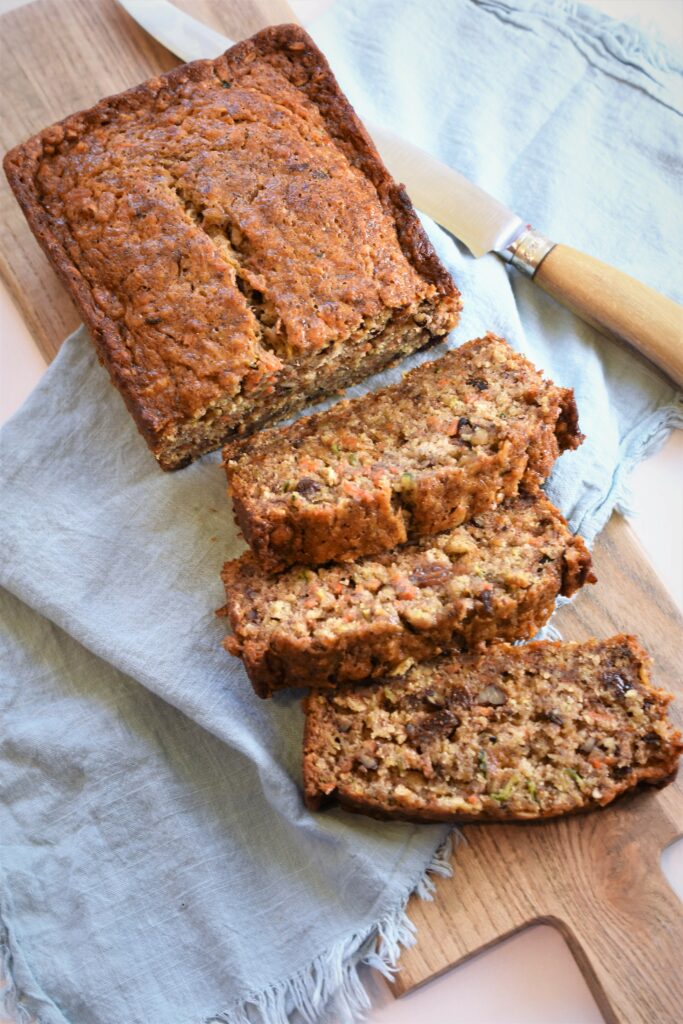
[0,4,681,1023]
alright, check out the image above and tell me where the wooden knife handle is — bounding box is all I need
[533,244,683,387]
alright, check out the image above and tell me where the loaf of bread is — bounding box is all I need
[303,637,682,821]
[3,25,460,470]
[221,494,594,697]
[225,333,582,572]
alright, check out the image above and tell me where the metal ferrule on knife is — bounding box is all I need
[502,228,556,277]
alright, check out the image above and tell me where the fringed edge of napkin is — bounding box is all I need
[575,394,683,545]
[204,833,456,1024]
[0,834,456,1024]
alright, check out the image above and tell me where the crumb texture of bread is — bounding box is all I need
[3,24,459,469]
[221,494,594,697]
[303,637,682,822]
[225,334,582,572]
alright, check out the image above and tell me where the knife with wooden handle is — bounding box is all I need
[118,0,683,387]
[532,243,683,384]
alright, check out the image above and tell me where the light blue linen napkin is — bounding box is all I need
[1,2,681,1022]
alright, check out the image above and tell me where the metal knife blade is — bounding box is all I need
[120,0,230,65]
[117,0,524,257]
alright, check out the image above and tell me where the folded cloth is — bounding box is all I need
[1,2,681,1022]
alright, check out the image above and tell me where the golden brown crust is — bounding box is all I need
[221,494,595,697]
[3,24,460,469]
[302,636,682,822]
[225,334,583,572]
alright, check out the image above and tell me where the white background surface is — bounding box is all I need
[1,2,681,1023]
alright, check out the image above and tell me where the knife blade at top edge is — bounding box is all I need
[117,0,524,257]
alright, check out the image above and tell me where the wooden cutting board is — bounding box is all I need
[398,515,683,1024]
[1,4,681,1023]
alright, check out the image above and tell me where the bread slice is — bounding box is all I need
[221,494,594,697]
[4,25,459,470]
[224,334,582,572]
[303,637,682,821]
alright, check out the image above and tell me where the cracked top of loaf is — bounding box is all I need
[4,24,459,459]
